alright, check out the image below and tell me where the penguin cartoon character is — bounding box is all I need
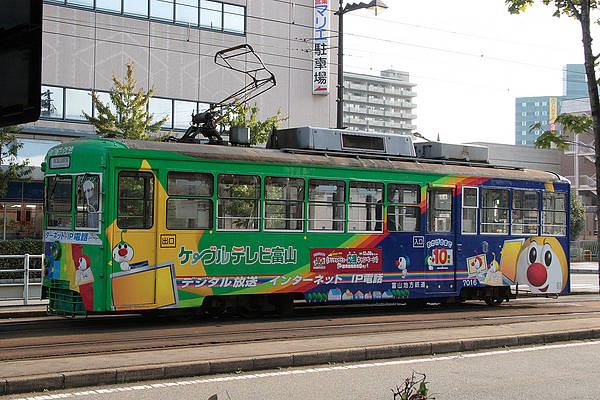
[76,254,92,281]
[395,256,408,278]
[112,231,134,271]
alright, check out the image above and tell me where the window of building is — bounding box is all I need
[217,174,260,231]
[176,0,198,25]
[308,179,345,232]
[542,192,567,236]
[66,0,93,7]
[75,174,100,230]
[151,0,174,20]
[96,0,121,12]
[427,188,452,232]
[481,188,509,234]
[348,181,383,232]
[462,187,478,234]
[167,172,213,229]
[149,97,173,129]
[41,86,63,119]
[521,131,526,135]
[117,171,154,229]
[521,102,527,107]
[264,177,304,231]
[542,102,547,106]
[174,100,196,130]
[124,0,148,16]
[94,91,119,118]
[542,111,547,116]
[387,183,420,232]
[522,140,526,145]
[200,0,222,30]
[65,88,91,120]
[46,175,72,230]
[535,111,540,116]
[521,112,527,116]
[512,190,539,235]
[534,102,540,106]
[521,121,527,126]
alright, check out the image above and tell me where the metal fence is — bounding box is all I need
[571,240,598,262]
[0,254,44,305]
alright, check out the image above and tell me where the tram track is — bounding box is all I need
[2,297,600,362]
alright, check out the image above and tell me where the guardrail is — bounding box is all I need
[0,254,44,305]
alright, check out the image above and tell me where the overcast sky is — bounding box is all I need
[343,0,598,144]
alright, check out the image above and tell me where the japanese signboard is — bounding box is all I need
[310,248,382,273]
[313,0,330,95]
[549,97,558,124]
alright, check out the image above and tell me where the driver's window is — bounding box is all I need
[75,174,100,230]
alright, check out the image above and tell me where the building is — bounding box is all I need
[468,142,561,174]
[560,97,597,239]
[564,64,588,98]
[514,96,561,147]
[343,70,417,135]
[3,0,342,240]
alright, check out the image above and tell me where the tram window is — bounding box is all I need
[46,175,72,230]
[427,188,452,233]
[481,188,509,234]
[217,174,260,231]
[166,172,213,230]
[117,172,154,229]
[542,192,567,236]
[75,174,100,230]
[387,184,420,232]
[512,190,539,235]
[167,199,213,229]
[167,172,213,197]
[348,181,383,232]
[308,179,345,232]
[462,187,478,234]
[264,177,304,231]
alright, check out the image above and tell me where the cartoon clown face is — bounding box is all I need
[515,237,568,294]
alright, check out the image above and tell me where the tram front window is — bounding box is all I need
[46,175,72,230]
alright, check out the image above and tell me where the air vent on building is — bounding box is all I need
[267,127,415,157]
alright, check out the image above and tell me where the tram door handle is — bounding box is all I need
[457,244,462,253]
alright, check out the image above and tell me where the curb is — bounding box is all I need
[2,328,600,396]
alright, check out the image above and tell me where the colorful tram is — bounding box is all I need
[41,128,570,316]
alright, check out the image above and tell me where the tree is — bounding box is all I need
[219,101,288,145]
[506,0,600,291]
[0,126,31,197]
[571,188,585,240]
[83,61,168,140]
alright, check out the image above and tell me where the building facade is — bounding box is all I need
[514,95,561,147]
[343,70,416,135]
[5,0,342,240]
[564,63,588,98]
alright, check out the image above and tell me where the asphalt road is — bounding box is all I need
[6,340,599,400]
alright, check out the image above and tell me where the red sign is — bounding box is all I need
[310,248,382,273]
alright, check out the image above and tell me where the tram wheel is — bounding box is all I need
[484,296,503,306]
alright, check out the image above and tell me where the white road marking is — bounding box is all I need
[14,340,600,400]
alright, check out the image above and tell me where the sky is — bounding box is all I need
[343,0,598,145]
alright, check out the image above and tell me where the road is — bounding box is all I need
[6,340,599,400]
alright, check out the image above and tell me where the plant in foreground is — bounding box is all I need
[392,371,435,400]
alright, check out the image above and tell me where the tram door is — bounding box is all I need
[425,186,457,294]
[110,169,159,310]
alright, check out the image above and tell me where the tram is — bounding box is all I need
[41,127,570,316]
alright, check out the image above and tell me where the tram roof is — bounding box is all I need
[108,139,566,184]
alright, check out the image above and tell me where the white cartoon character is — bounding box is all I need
[395,256,408,278]
[77,255,91,280]
[484,253,503,286]
[112,239,134,271]
[514,237,568,294]
[426,255,434,271]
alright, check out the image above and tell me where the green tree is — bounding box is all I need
[0,126,31,197]
[506,0,600,291]
[220,101,288,145]
[571,188,585,240]
[83,61,168,140]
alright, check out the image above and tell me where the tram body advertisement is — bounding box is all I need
[42,140,570,314]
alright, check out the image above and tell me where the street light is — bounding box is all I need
[335,0,388,129]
